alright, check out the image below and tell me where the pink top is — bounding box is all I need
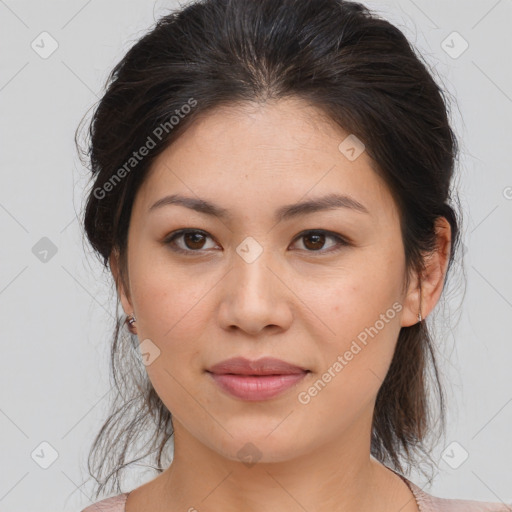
[80,469,512,512]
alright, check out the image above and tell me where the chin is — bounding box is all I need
[210,429,309,465]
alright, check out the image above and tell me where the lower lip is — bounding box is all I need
[207,372,308,401]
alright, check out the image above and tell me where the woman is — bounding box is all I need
[77,0,510,510]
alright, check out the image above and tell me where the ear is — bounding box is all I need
[109,247,134,316]
[400,216,452,327]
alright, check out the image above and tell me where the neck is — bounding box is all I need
[155,417,401,512]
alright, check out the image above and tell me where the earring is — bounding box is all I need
[417,311,422,322]
[126,314,137,333]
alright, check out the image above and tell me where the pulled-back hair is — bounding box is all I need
[76,0,463,499]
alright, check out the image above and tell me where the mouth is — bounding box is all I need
[206,356,310,401]
[207,356,309,375]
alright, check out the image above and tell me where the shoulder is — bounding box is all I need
[80,492,129,512]
[406,478,512,512]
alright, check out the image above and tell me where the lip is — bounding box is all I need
[206,357,310,401]
[207,356,309,375]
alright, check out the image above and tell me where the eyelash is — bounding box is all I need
[163,229,350,256]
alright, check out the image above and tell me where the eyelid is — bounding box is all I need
[292,229,351,246]
[163,228,351,255]
[163,228,219,254]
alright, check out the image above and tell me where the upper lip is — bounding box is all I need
[207,357,309,375]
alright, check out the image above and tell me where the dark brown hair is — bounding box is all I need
[76,0,463,499]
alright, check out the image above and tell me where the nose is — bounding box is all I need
[217,244,293,336]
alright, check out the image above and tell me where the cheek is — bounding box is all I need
[300,296,402,422]
[310,263,403,340]
[129,265,211,412]
[306,257,404,388]
[131,267,209,415]
[130,254,211,339]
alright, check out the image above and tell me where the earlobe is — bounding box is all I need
[400,217,452,328]
[400,271,424,327]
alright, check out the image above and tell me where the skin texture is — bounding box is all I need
[111,97,451,512]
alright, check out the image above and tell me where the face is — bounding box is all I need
[113,97,423,464]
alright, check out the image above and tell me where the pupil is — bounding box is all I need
[186,232,204,249]
[305,233,324,250]
[182,232,327,251]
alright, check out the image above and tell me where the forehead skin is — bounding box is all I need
[132,97,402,252]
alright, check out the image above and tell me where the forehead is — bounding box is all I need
[134,98,398,225]
[157,97,355,169]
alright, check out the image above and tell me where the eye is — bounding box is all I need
[163,228,349,255]
[163,229,218,254]
[290,230,349,254]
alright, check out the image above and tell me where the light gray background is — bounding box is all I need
[1,0,511,511]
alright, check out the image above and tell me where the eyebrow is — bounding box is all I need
[148,192,370,222]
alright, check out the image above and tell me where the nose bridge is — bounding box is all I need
[218,234,291,334]
[233,234,275,296]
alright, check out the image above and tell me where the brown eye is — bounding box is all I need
[164,228,349,256]
[291,230,349,253]
[182,231,207,250]
[302,232,326,250]
[164,229,217,254]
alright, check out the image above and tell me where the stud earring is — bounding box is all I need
[126,314,137,333]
